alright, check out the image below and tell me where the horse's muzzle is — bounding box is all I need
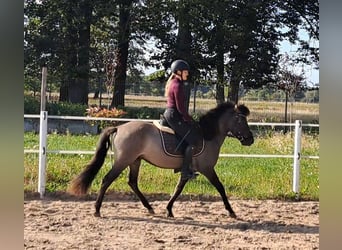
[240,135,254,146]
[227,131,254,146]
[237,132,254,146]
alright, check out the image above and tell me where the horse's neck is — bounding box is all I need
[207,134,226,150]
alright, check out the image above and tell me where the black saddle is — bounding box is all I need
[153,116,204,157]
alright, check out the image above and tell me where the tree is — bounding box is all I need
[276,0,319,67]
[174,0,194,110]
[276,54,305,131]
[142,0,282,104]
[65,0,93,105]
[225,1,281,103]
[25,0,319,108]
[198,0,232,104]
[110,0,133,107]
[24,0,61,94]
[25,0,94,105]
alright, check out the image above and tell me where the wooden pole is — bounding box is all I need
[193,81,197,113]
[40,67,47,111]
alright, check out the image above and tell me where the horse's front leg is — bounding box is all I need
[166,177,188,217]
[203,169,237,218]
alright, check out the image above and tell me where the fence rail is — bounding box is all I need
[24,149,319,160]
[24,114,321,127]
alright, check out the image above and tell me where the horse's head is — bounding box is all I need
[199,102,254,145]
[226,104,254,146]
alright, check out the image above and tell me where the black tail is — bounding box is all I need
[68,127,117,195]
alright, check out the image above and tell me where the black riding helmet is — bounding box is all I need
[170,59,190,73]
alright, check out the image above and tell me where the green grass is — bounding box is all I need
[24,131,319,200]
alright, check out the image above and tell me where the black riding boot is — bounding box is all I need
[180,145,197,181]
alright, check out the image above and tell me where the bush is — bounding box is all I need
[24,96,40,114]
[47,102,87,116]
[24,95,87,116]
[86,106,127,128]
[24,95,165,119]
[121,106,164,119]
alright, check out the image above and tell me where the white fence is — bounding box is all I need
[24,114,319,198]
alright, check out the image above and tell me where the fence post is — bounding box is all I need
[38,67,48,198]
[292,120,302,194]
[38,111,48,198]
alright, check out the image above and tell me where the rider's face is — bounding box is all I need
[181,70,189,81]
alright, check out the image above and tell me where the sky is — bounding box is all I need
[279,39,319,87]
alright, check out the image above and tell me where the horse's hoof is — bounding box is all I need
[167,212,174,218]
[94,212,101,217]
[148,208,155,214]
[229,212,237,219]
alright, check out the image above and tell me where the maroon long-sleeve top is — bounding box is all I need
[166,78,192,122]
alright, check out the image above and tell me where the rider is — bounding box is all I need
[163,59,201,181]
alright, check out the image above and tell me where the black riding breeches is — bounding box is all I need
[163,108,202,146]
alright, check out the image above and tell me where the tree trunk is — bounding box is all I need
[68,79,88,104]
[227,72,239,104]
[215,20,225,104]
[176,1,192,112]
[59,80,69,102]
[111,0,132,108]
[59,23,77,102]
[59,1,91,105]
[67,0,92,105]
[216,60,225,104]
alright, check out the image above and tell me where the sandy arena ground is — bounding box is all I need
[24,192,319,249]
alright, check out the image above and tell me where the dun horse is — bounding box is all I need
[68,102,254,218]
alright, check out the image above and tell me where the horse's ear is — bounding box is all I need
[236,104,250,116]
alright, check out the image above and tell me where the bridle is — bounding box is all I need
[227,112,248,143]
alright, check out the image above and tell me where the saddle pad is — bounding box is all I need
[153,120,175,134]
[158,130,205,157]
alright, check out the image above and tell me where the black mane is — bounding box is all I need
[198,102,249,140]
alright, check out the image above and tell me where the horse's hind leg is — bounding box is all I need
[128,160,155,214]
[166,177,188,218]
[94,164,127,217]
